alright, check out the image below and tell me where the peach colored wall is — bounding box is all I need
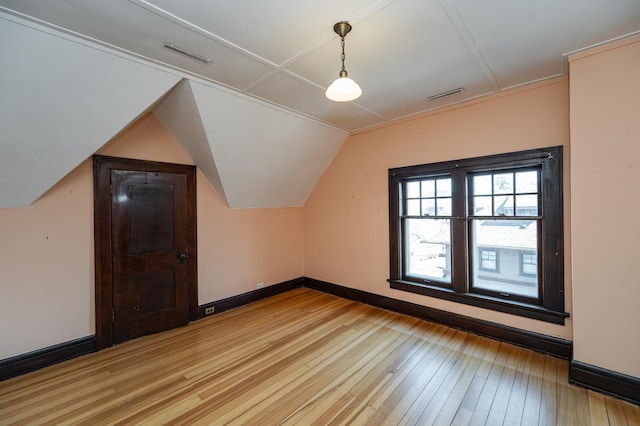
[304,79,572,339]
[0,113,304,359]
[569,36,640,378]
[0,159,94,359]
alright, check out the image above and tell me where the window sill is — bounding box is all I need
[388,279,569,325]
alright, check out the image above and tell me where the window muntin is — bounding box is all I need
[405,177,452,217]
[470,169,539,217]
[388,147,566,324]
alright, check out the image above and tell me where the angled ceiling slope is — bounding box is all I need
[156,80,348,208]
[0,13,181,207]
[1,12,348,209]
[153,80,229,205]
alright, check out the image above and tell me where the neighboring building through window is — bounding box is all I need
[388,147,567,324]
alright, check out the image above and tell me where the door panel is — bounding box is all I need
[127,181,175,254]
[94,155,197,349]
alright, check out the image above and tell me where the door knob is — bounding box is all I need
[178,252,190,264]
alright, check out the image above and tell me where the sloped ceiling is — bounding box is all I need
[154,80,346,208]
[0,11,347,208]
[0,14,181,208]
[1,1,639,208]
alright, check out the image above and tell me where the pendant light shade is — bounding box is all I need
[326,74,362,102]
[326,21,361,102]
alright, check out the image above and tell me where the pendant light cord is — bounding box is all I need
[341,37,346,73]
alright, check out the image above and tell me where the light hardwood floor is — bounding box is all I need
[1,288,638,425]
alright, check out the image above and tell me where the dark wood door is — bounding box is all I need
[94,156,197,348]
[111,170,190,343]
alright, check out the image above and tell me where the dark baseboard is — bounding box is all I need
[0,336,96,381]
[302,277,572,359]
[197,277,304,319]
[570,360,640,406]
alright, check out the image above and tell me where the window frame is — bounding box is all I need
[388,146,568,324]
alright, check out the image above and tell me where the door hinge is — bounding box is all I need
[112,307,115,322]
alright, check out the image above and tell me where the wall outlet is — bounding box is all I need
[257,282,264,289]
[205,306,215,315]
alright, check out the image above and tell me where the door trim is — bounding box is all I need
[93,155,198,349]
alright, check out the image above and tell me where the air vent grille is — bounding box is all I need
[428,87,465,101]
[162,42,211,64]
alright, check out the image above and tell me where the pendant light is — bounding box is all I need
[325,21,362,102]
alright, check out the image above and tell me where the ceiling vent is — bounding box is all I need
[162,42,211,64]
[428,87,465,101]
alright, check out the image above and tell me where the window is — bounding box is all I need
[478,248,498,272]
[521,252,537,277]
[388,147,567,324]
[404,177,452,283]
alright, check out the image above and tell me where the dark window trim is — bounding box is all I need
[388,279,567,324]
[389,146,567,324]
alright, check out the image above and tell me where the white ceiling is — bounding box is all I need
[1,1,639,208]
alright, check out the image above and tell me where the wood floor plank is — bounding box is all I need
[520,351,544,426]
[369,327,467,424]
[466,342,513,426]
[236,312,409,424]
[568,381,593,426]
[538,355,559,426]
[588,390,611,425]
[606,395,634,426]
[0,288,636,425]
[190,307,398,424]
[556,359,572,425]
[483,345,522,425]
[503,347,534,425]
[399,333,480,425]
[622,398,640,425]
[342,321,447,423]
[289,323,424,424]
[281,327,418,425]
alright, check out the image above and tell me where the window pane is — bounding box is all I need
[494,195,514,216]
[436,178,451,197]
[438,197,452,216]
[422,199,435,216]
[473,196,492,216]
[407,181,420,198]
[516,194,538,216]
[471,219,538,298]
[473,175,492,195]
[493,173,513,194]
[421,180,435,197]
[407,199,420,216]
[516,171,538,193]
[406,218,451,283]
